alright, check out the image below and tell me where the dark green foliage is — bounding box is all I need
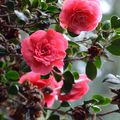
[86,61,97,80]
[62,71,74,93]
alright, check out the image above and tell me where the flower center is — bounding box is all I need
[33,40,54,66]
[70,10,89,29]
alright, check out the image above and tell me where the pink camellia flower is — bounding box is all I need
[21,29,68,75]
[19,72,63,107]
[59,0,102,35]
[59,74,90,102]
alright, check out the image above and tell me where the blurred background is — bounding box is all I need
[70,0,120,120]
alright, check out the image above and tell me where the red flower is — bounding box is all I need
[21,29,68,75]
[19,72,63,107]
[59,0,102,34]
[59,74,90,102]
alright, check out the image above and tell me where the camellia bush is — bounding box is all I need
[1,0,120,120]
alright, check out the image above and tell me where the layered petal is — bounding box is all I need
[59,0,102,34]
[59,74,90,102]
[21,29,68,75]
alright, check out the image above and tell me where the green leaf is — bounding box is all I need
[53,66,61,73]
[1,75,8,84]
[103,98,111,105]
[73,71,79,80]
[66,48,73,56]
[86,61,97,80]
[92,95,105,105]
[107,35,120,55]
[31,0,41,7]
[62,71,74,93]
[92,95,111,106]
[67,30,79,37]
[91,105,101,113]
[96,34,105,41]
[40,73,50,79]
[68,41,80,49]
[102,20,111,30]
[8,85,19,95]
[0,61,5,68]
[47,6,60,13]
[63,56,69,70]
[115,28,120,34]
[48,115,60,120]
[41,2,48,10]
[68,41,80,55]
[67,63,72,71]
[94,57,101,69]
[111,16,120,29]
[61,101,70,107]
[53,72,62,82]
[46,0,58,3]
[6,70,19,81]
[102,20,111,38]
[96,22,102,32]
[55,24,65,33]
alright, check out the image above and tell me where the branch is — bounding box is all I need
[0,13,14,17]
[64,56,89,62]
[92,114,96,120]
[44,107,72,116]
[97,109,120,117]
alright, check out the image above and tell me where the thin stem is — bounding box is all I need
[76,38,91,43]
[44,107,72,116]
[2,20,42,29]
[0,13,14,17]
[64,56,89,62]
[97,109,119,116]
[97,116,103,120]
[92,114,96,120]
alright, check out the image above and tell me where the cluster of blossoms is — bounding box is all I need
[20,0,102,107]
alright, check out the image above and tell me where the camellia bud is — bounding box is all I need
[88,45,103,58]
[72,106,89,120]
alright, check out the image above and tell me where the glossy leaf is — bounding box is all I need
[62,71,74,93]
[92,95,111,106]
[94,57,102,69]
[40,73,50,79]
[6,70,19,81]
[73,71,79,80]
[8,85,19,95]
[49,115,60,120]
[107,35,120,55]
[53,72,62,82]
[67,30,79,37]
[47,6,60,13]
[91,105,101,113]
[61,101,70,107]
[41,2,48,10]
[111,16,120,29]
[86,61,97,80]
